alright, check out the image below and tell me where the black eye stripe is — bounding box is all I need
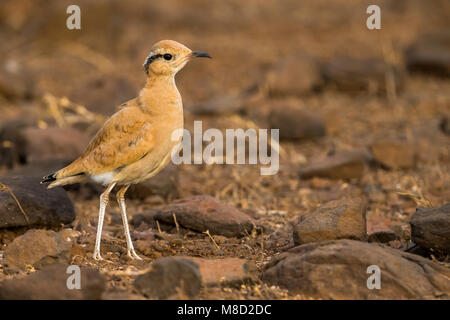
[143,53,173,74]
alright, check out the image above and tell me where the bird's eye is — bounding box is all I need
[163,54,173,61]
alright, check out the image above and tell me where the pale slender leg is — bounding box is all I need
[93,182,116,261]
[117,185,142,260]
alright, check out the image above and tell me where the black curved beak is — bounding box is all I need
[191,51,212,59]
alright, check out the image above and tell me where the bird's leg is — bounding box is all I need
[93,182,116,261]
[116,185,142,260]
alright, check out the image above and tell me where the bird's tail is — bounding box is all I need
[41,160,86,189]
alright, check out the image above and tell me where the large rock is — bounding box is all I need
[0,176,75,228]
[4,229,72,271]
[20,127,90,163]
[263,54,322,97]
[405,32,450,77]
[410,204,450,254]
[370,140,415,169]
[262,240,450,299]
[131,195,256,237]
[299,151,367,180]
[293,198,367,245]
[0,263,106,299]
[133,257,202,299]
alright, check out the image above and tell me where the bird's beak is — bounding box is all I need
[191,51,212,59]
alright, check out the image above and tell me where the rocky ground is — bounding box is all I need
[0,0,449,299]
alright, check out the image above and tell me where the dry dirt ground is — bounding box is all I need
[0,0,449,299]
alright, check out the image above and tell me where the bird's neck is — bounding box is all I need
[139,73,182,115]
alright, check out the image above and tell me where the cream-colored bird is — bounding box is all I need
[41,40,211,261]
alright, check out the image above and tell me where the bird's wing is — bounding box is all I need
[63,106,154,176]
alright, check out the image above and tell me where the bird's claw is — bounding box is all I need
[127,248,142,260]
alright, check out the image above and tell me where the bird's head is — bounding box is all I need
[143,40,211,76]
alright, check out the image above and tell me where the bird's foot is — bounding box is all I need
[93,250,104,261]
[127,248,142,260]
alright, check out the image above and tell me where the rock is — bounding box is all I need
[262,240,450,299]
[321,57,402,94]
[263,54,322,97]
[131,195,256,237]
[133,257,202,299]
[299,151,367,180]
[127,163,179,200]
[20,127,90,163]
[266,101,326,141]
[405,32,450,77]
[182,257,257,287]
[0,176,75,229]
[370,140,415,169]
[293,198,367,245]
[410,203,450,254]
[0,263,106,299]
[188,95,244,115]
[4,229,72,271]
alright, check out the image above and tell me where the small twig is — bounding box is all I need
[0,182,30,226]
[173,213,180,233]
[203,229,220,250]
[155,220,162,234]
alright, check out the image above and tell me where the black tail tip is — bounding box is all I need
[41,173,56,184]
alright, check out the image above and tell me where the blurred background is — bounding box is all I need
[0,0,449,299]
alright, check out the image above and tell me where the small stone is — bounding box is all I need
[262,240,450,299]
[293,198,367,245]
[133,257,202,299]
[0,176,75,229]
[0,263,106,299]
[371,139,415,169]
[299,151,367,180]
[4,229,72,271]
[410,203,450,254]
[131,195,256,237]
